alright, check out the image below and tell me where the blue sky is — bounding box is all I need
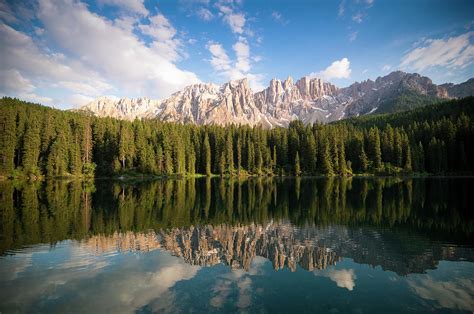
[0,0,473,109]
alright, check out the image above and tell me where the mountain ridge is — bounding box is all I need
[77,71,474,127]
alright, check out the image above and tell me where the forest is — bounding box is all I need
[0,96,473,179]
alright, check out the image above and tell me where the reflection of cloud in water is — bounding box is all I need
[1,245,52,281]
[0,244,200,313]
[314,268,357,291]
[408,276,474,311]
[0,252,33,281]
[210,256,267,309]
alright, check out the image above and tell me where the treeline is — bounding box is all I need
[0,97,473,178]
[1,177,472,254]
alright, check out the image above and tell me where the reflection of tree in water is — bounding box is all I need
[1,177,473,274]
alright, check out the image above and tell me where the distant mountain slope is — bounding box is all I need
[440,78,474,98]
[77,71,474,127]
[336,96,474,129]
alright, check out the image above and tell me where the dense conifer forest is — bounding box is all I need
[0,97,473,179]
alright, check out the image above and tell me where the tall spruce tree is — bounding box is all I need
[203,133,212,176]
[294,151,301,176]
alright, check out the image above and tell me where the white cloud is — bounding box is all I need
[68,94,95,107]
[352,13,363,23]
[98,0,148,16]
[401,32,474,72]
[216,4,246,34]
[139,13,182,62]
[314,268,357,291]
[0,22,113,104]
[0,0,201,108]
[382,64,391,72]
[366,0,374,6]
[59,81,113,97]
[208,42,232,72]
[310,58,352,81]
[338,0,345,17]
[18,93,54,104]
[207,38,265,91]
[197,7,214,21]
[226,13,245,34]
[408,277,474,311]
[349,31,358,42]
[0,1,17,23]
[0,69,34,93]
[140,14,176,41]
[271,11,282,21]
[271,11,287,25]
[233,40,251,72]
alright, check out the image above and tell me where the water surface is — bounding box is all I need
[0,178,473,313]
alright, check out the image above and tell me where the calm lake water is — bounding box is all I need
[0,177,473,313]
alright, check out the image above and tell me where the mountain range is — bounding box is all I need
[78,71,474,127]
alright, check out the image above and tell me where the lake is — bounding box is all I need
[0,177,473,313]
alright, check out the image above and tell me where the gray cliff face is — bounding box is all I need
[78,71,474,127]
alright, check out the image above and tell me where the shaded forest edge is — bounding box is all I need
[0,96,473,180]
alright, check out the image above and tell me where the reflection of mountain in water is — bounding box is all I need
[82,221,474,275]
[82,223,340,272]
[2,177,473,274]
[159,223,339,272]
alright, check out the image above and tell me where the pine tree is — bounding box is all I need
[237,136,242,175]
[356,137,369,172]
[294,151,301,176]
[382,125,394,163]
[226,131,234,175]
[174,135,186,175]
[320,139,333,175]
[82,118,93,167]
[156,144,164,175]
[368,128,382,170]
[394,129,403,167]
[302,131,317,174]
[203,133,212,176]
[47,133,68,176]
[247,140,254,173]
[256,145,263,175]
[118,123,134,170]
[338,140,347,176]
[404,145,412,172]
[0,108,16,176]
[186,145,196,175]
[418,142,425,172]
[272,145,277,174]
[219,152,226,176]
[22,116,41,176]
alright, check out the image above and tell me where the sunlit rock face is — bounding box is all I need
[78,71,473,127]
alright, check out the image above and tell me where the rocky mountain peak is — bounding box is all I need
[284,76,294,88]
[79,71,474,127]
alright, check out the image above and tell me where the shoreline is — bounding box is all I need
[2,172,474,182]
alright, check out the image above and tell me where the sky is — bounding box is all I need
[0,0,473,109]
